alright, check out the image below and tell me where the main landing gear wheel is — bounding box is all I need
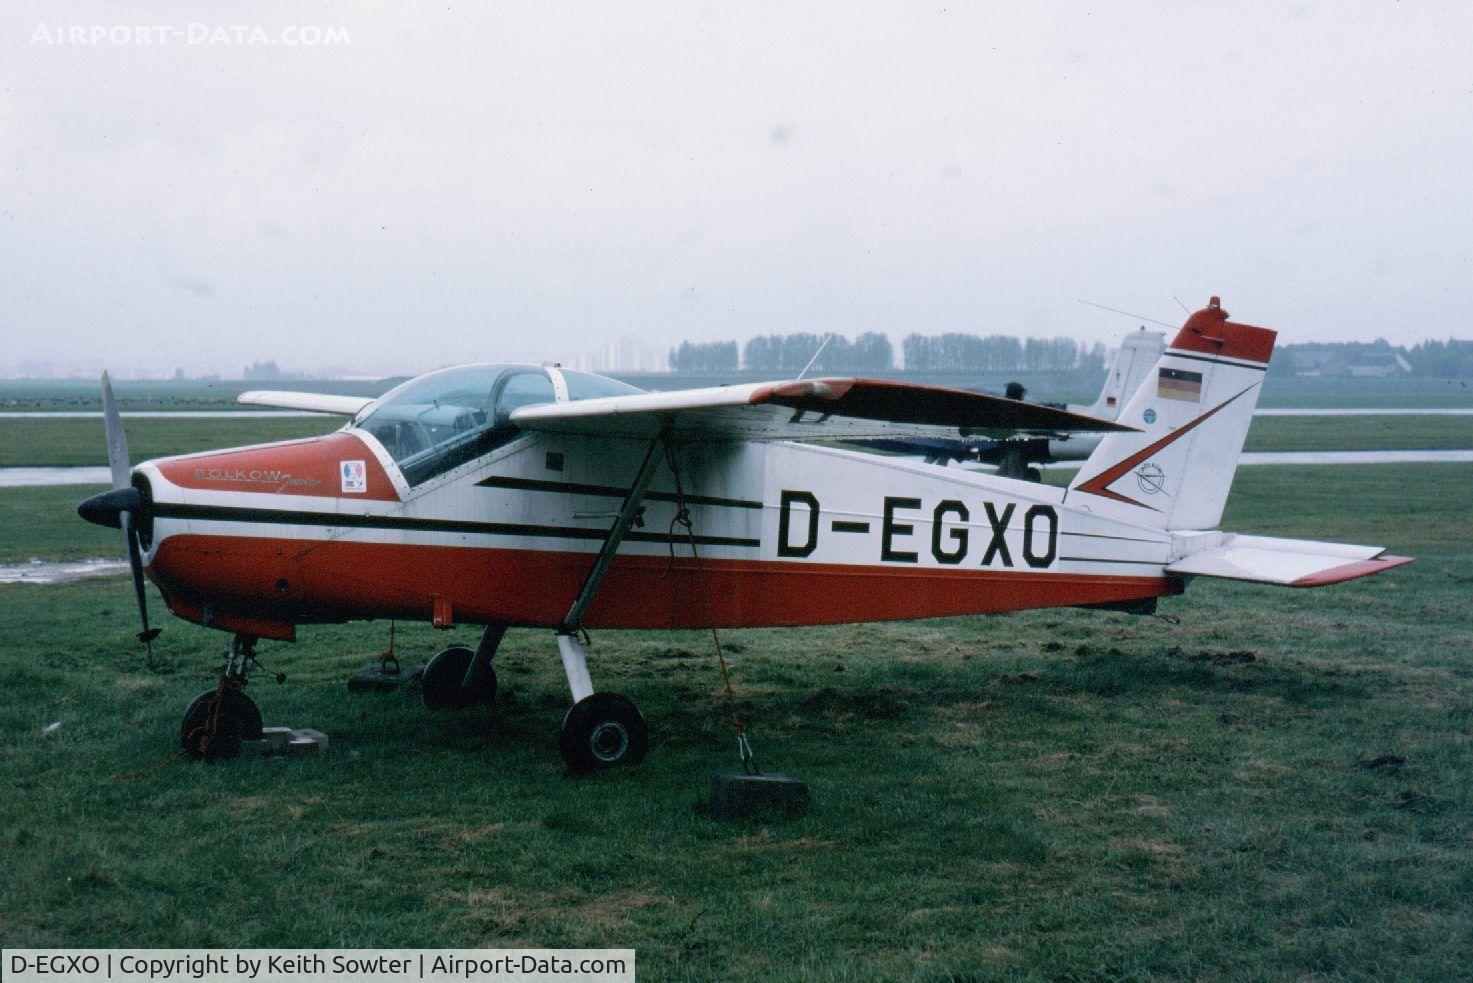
[421,646,499,710]
[180,686,263,762]
[559,693,649,774]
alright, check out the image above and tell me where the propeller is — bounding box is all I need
[76,372,160,653]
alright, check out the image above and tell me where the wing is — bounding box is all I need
[237,391,375,415]
[511,377,1136,442]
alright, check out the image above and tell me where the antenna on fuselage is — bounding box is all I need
[796,333,834,381]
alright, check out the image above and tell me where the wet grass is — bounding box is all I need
[0,379,395,413]
[0,486,121,563]
[0,466,1470,979]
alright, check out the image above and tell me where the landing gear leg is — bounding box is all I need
[553,437,663,773]
[997,443,1027,480]
[556,633,648,773]
[996,443,1044,483]
[463,622,504,697]
[422,622,504,709]
[181,633,264,761]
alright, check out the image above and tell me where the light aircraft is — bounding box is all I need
[864,327,1166,477]
[79,298,1410,771]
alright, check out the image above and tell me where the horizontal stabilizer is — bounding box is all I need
[1167,533,1411,587]
[512,377,1134,443]
[237,391,374,415]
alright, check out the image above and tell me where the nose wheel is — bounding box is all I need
[180,634,265,761]
[181,685,262,761]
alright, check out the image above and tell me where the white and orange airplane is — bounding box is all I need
[79,299,1410,771]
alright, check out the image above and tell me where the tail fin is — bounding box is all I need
[1066,298,1276,530]
[1085,328,1165,419]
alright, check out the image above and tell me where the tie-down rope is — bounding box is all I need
[664,444,758,774]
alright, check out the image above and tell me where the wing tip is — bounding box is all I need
[1292,554,1413,587]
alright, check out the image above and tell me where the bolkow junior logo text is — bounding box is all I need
[195,466,321,492]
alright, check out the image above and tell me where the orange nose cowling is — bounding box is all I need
[142,433,400,641]
[152,431,400,501]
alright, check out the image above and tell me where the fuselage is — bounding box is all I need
[131,372,1184,642]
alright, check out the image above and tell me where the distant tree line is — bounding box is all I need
[670,332,1106,373]
[242,359,314,381]
[903,334,1104,373]
[243,360,285,380]
[667,341,739,372]
[671,332,1473,377]
[1406,339,1473,378]
[741,332,895,373]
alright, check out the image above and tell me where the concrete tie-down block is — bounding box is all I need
[243,727,329,758]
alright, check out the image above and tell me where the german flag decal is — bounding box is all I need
[1157,367,1202,402]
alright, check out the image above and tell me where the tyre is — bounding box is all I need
[421,646,497,709]
[180,686,262,762]
[558,693,649,774]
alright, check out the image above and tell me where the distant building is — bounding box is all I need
[16,360,56,378]
[573,335,665,374]
[1290,350,1411,378]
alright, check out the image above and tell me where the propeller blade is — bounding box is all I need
[101,371,131,491]
[97,372,159,652]
[122,512,159,652]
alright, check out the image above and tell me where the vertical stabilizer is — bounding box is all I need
[1083,328,1166,419]
[1066,298,1276,530]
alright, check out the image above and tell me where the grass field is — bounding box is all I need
[1255,375,1473,409]
[1,464,1470,978]
[0,379,398,413]
[0,486,120,563]
[1241,414,1473,453]
[0,416,340,467]
[0,413,1469,468]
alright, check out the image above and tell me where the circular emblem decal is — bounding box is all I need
[1135,462,1166,495]
[1143,408,1157,425]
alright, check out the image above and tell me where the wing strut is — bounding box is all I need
[554,434,665,705]
[559,434,666,637]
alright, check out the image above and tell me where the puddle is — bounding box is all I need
[0,558,130,584]
[0,467,111,487]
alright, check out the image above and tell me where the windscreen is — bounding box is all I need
[358,364,554,485]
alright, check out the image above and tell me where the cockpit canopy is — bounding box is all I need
[356,364,641,486]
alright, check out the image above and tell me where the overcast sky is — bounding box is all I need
[3,2,1471,376]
